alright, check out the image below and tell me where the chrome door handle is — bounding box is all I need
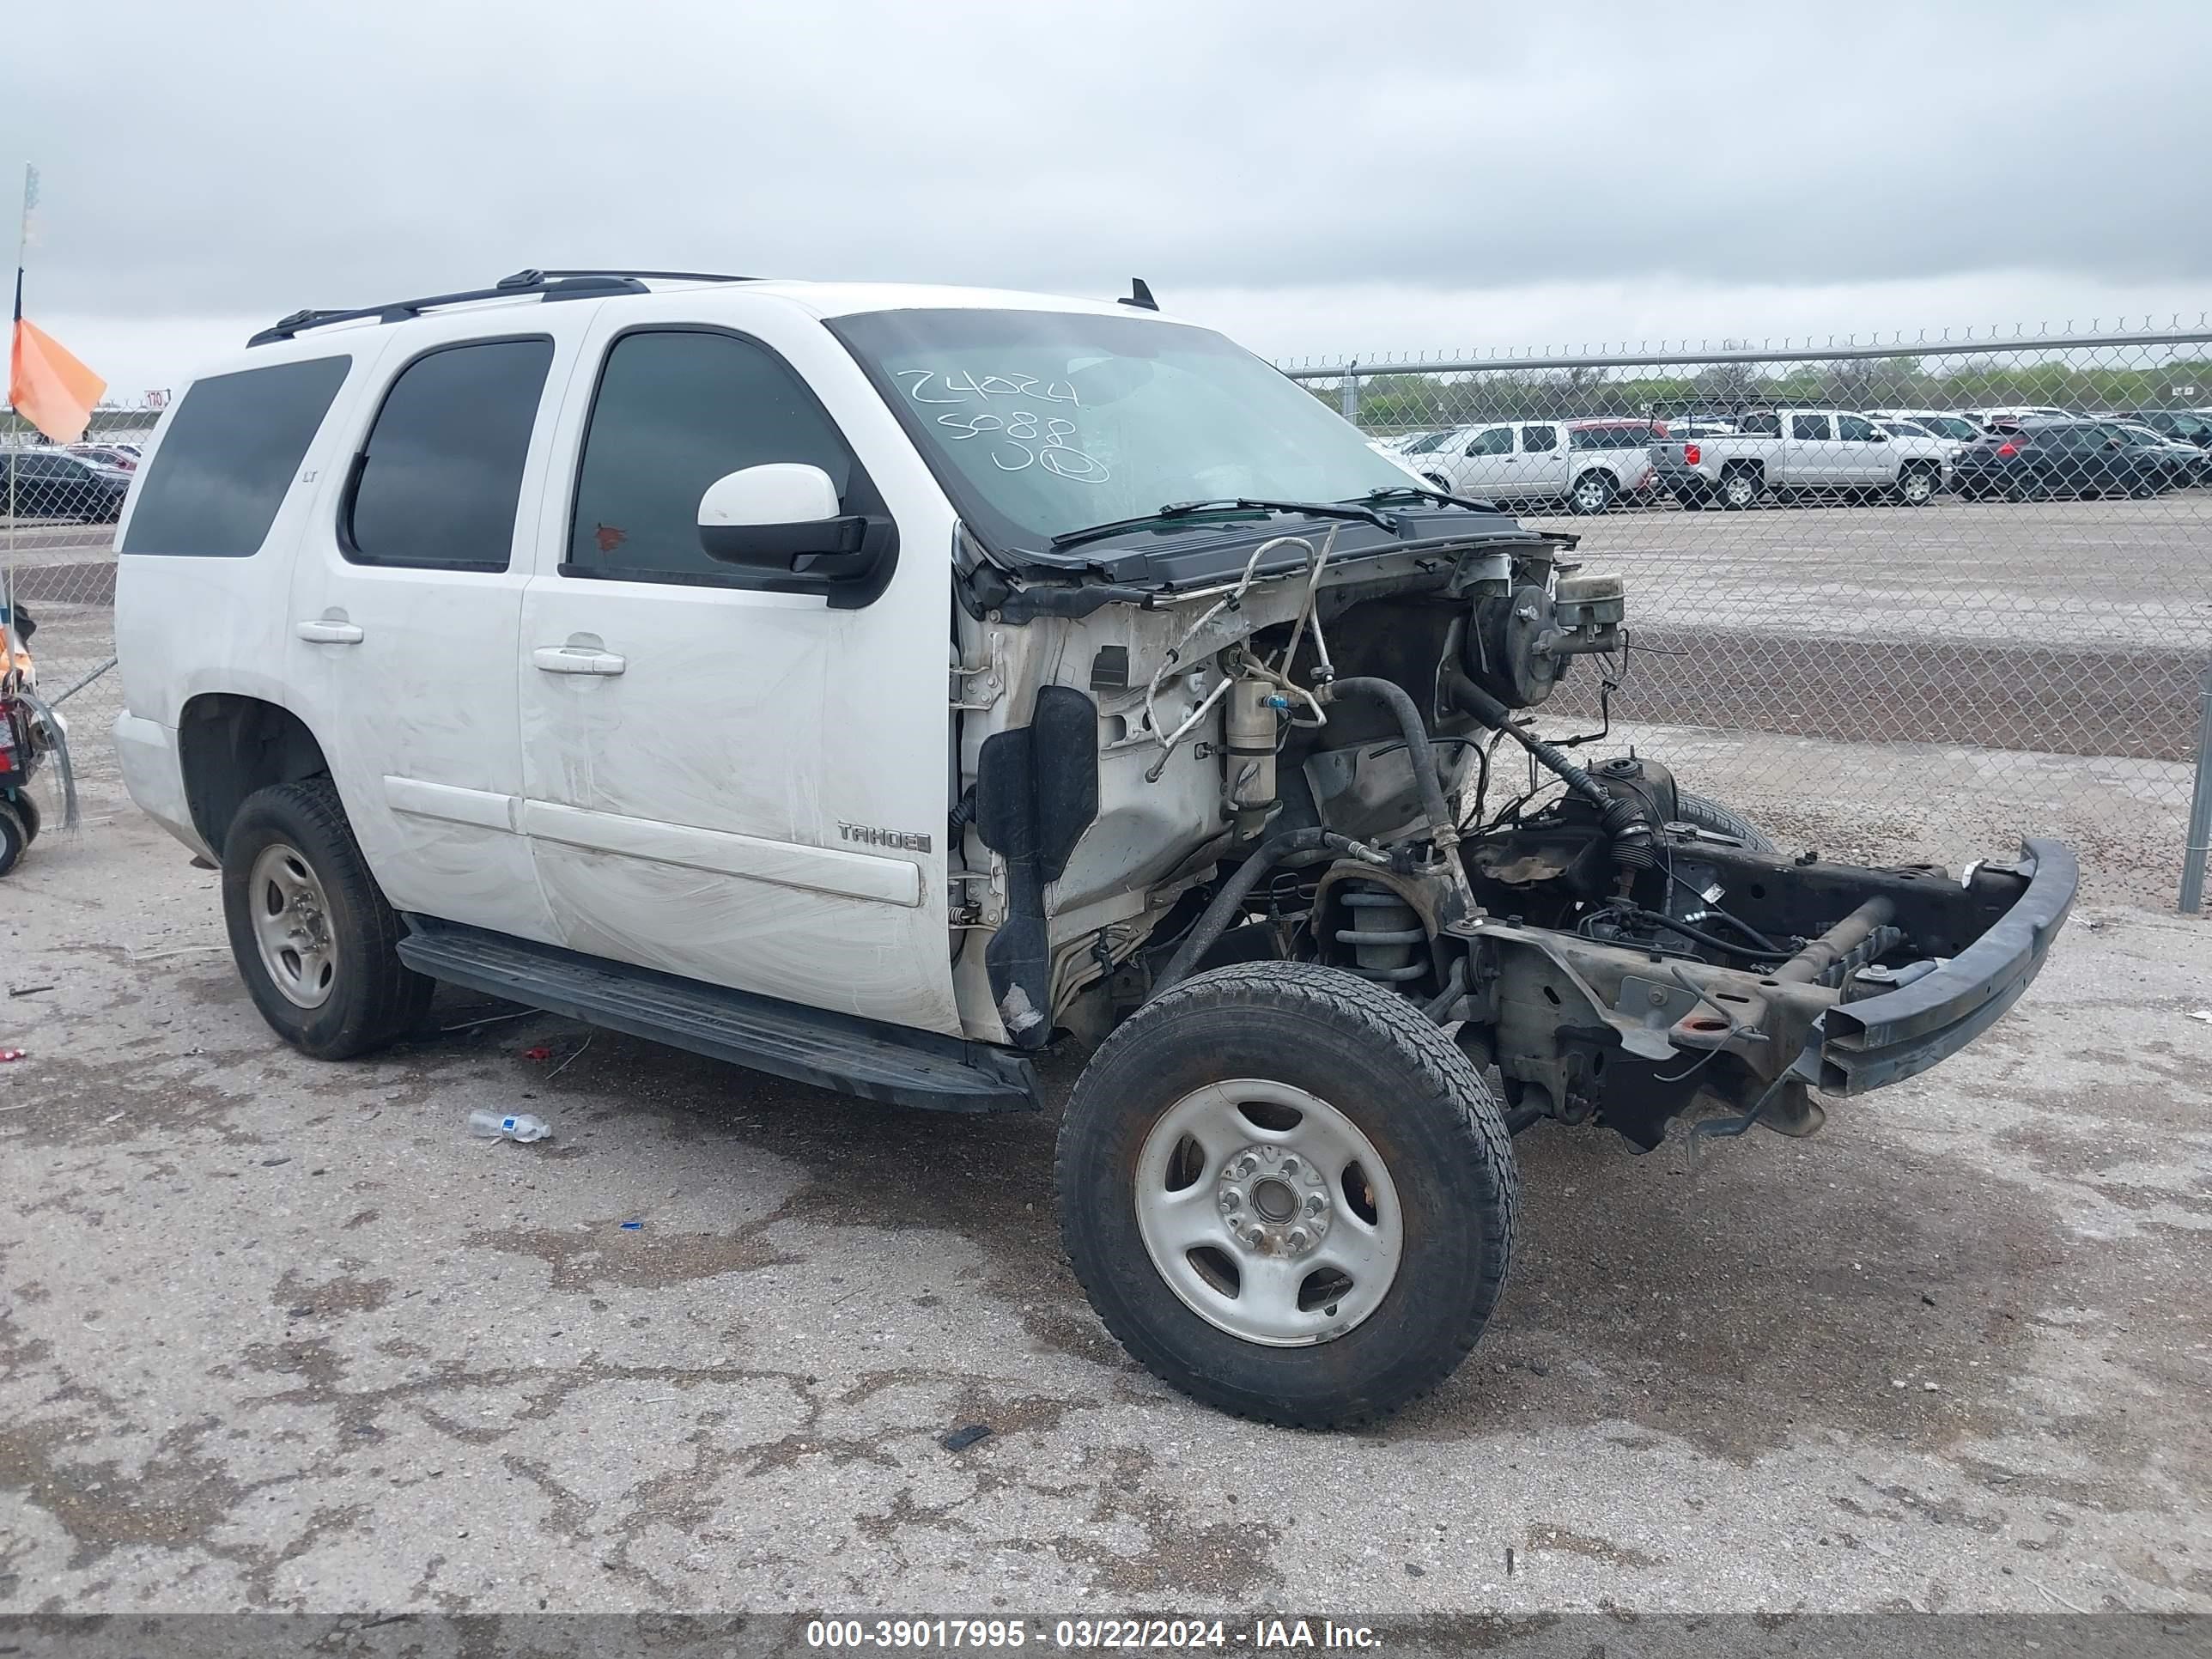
[295,619,364,644]
[532,645,626,676]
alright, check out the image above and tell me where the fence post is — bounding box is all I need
[1340,361,1359,426]
[2183,665,2212,914]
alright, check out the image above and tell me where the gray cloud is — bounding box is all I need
[4,1,2209,329]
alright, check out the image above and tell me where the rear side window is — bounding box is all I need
[1791,415,1832,441]
[1522,424,1559,453]
[567,329,859,581]
[1739,412,1781,436]
[121,356,349,557]
[343,337,554,571]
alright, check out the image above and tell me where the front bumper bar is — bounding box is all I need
[1811,838,2076,1094]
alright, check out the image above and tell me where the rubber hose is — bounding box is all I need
[1150,828,1366,998]
[1445,667,1654,875]
[1319,677,1455,839]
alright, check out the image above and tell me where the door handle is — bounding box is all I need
[295,619,365,644]
[532,645,626,676]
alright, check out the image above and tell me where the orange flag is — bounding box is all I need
[9,317,106,445]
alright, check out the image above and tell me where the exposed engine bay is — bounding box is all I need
[955,516,2072,1152]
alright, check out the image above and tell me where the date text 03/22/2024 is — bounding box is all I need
[804,1618,1383,1650]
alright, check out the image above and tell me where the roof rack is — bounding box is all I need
[247,267,755,348]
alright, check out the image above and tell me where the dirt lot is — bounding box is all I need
[2,765,2208,1619]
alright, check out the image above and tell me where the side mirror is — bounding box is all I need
[696,464,882,581]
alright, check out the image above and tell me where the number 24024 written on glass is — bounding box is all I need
[895,370,1110,482]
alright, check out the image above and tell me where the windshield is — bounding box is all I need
[827,308,1413,550]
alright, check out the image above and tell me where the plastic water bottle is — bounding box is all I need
[470,1109,551,1144]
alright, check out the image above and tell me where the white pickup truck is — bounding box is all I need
[1649,407,1947,509]
[1409,418,1656,515]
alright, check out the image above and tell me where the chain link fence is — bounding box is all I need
[1286,325,2212,907]
[2,399,161,805]
[6,335,2212,906]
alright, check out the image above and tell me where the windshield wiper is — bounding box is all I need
[1048,496,1395,551]
[1352,484,1498,513]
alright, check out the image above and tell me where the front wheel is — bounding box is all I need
[1896,465,1937,506]
[222,778,433,1059]
[1056,961,1517,1429]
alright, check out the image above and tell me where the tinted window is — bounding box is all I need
[343,338,553,571]
[122,356,349,557]
[1522,424,1559,453]
[1837,415,1879,441]
[1740,412,1781,436]
[1790,415,1832,441]
[568,331,857,580]
[1464,427,1514,457]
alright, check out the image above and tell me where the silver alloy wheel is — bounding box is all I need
[1573,474,1612,513]
[1900,467,1935,504]
[1133,1079,1404,1347]
[248,842,337,1010]
[1723,471,1759,507]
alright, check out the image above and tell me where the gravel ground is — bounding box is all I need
[2,769,2208,1619]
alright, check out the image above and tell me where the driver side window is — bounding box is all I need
[567,328,860,582]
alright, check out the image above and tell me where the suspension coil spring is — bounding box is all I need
[1336,884,1427,984]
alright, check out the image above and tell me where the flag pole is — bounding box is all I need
[6,164,33,678]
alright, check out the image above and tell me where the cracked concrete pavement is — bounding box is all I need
[2,779,2209,1617]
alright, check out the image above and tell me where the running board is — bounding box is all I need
[398,918,1040,1113]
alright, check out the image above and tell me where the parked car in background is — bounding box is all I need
[1386,428,1465,457]
[1412,417,1655,514]
[1869,409,1984,445]
[1649,406,1944,508]
[1970,405,2070,428]
[2124,409,2212,448]
[1873,416,1966,465]
[1,447,134,521]
[1951,417,2171,500]
[70,444,140,472]
[2103,420,2207,486]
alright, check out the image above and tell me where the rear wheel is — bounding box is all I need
[1056,961,1516,1429]
[1569,471,1616,515]
[1718,468,1762,510]
[222,778,433,1059]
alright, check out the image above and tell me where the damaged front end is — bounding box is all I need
[954,502,2073,1152]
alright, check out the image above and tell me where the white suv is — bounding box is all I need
[112,269,2074,1428]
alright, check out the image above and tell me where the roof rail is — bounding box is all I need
[247,267,755,348]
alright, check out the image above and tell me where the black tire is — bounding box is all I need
[0,800,24,877]
[1718,467,1762,510]
[1895,464,1938,507]
[1673,789,1778,853]
[1676,490,1706,512]
[15,791,40,845]
[221,777,432,1060]
[1055,960,1517,1430]
[1568,471,1615,515]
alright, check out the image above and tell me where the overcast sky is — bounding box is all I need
[5,2,2210,397]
